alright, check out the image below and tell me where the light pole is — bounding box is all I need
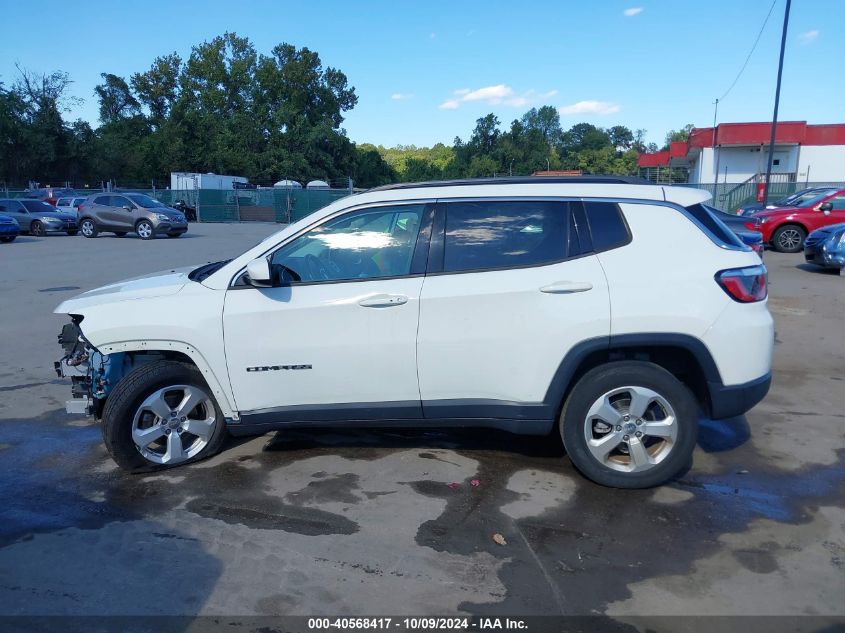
[763,0,791,206]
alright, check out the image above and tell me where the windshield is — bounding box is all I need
[776,189,835,206]
[21,200,57,213]
[126,194,162,208]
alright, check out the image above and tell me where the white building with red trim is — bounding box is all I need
[638,121,845,185]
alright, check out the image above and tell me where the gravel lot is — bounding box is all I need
[0,225,843,624]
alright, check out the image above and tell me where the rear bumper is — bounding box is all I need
[708,372,771,419]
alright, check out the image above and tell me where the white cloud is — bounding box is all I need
[623,7,643,16]
[558,100,621,116]
[438,85,558,110]
[391,93,414,101]
[799,29,819,44]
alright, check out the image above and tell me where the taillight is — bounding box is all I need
[715,265,768,303]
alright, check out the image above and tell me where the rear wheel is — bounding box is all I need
[560,361,698,488]
[102,361,228,472]
[772,225,806,253]
[136,220,154,240]
[80,219,98,238]
[30,220,44,236]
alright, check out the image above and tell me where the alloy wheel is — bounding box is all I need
[137,222,153,239]
[583,385,678,473]
[131,384,217,465]
[778,228,802,251]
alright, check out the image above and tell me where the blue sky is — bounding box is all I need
[0,0,840,148]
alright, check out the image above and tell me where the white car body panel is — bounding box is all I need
[222,277,424,413]
[416,255,609,404]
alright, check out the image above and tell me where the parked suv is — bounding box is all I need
[55,178,773,488]
[0,199,78,235]
[754,188,845,252]
[77,193,188,239]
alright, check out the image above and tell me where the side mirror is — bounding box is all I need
[245,258,272,287]
[123,205,133,212]
[819,202,833,213]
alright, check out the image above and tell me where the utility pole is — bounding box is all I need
[712,99,720,200]
[763,0,791,206]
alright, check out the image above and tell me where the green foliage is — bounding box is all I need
[0,36,665,189]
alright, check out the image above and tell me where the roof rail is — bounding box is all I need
[368,175,654,192]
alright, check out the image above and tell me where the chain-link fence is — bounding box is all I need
[0,186,354,223]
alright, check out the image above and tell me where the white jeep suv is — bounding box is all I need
[55,177,773,488]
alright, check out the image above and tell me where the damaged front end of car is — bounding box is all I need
[55,318,180,418]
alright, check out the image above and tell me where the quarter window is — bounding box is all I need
[442,200,570,273]
[584,202,630,252]
[270,204,426,284]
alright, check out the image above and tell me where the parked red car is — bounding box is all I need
[754,188,845,252]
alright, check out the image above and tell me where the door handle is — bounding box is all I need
[539,281,593,294]
[358,294,409,308]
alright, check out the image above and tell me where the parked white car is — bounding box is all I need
[55,196,89,214]
[55,177,773,488]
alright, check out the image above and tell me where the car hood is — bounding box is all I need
[752,207,802,220]
[54,266,197,314]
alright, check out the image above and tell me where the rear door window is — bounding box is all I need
[442,200,571,273]
[93,196,110,205]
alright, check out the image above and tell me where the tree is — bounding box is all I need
[663,124,694,149]
[94,73,140,124]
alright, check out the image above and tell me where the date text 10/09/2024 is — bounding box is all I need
[307,618,528,630]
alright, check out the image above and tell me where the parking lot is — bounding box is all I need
[0,225,843,621]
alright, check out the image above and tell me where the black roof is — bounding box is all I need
[369,175,654,192]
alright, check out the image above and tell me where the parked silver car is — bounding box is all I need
[0,199,78,236]
[78,193,188,240]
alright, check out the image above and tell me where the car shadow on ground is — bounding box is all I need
[796,263,841,275]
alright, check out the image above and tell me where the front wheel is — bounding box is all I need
[772,225,806,253]
[30,220,44,236]
[80,219,98,238]
[136,220,154,240]
[101,361,228,472]
[560,361,698,488]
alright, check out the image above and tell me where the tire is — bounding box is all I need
[772,224,806,253]
[67,230,78,236]
[80,219,98,238]
[136,220,155,240]
[560,361,698,489]
[101,360,228,472]
[30,220,44,236]
[0,236,16,243]
[114,232,127,237]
